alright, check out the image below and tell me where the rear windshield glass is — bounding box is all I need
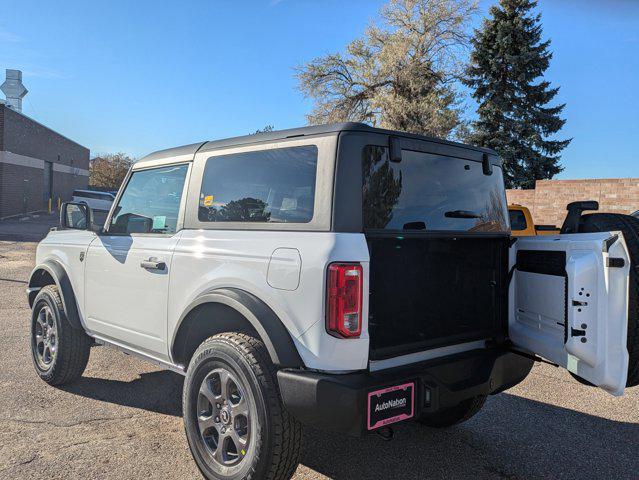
[199,145,317,223]
[509,209,527,231]
[362,146,509,232]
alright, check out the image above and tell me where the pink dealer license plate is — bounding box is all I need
[367,382,415,430]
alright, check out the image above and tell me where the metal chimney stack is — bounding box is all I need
[1,69,28,113]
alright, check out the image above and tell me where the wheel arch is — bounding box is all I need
[27,260,83,330]
[171,288,304,370]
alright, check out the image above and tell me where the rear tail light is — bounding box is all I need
[326,263,363,338]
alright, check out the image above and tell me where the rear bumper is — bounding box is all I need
[277,348,533,436]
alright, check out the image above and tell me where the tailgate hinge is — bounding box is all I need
[505,344,559,367]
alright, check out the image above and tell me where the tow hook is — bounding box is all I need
[376,426,394,441]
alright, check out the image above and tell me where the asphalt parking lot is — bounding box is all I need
[1,217,638,479]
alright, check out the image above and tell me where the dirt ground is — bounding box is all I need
[1,218,638,479]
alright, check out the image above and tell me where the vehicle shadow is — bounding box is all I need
[61,370,184,417]
[299,392,639,479]
[94,233,134,263]
[60,367,639,479]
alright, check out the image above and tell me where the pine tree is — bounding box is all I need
[465,0,570,188]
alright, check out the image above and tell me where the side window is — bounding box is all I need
[198,145,318,223]
[509,209,527,231]
[109,164,189,234]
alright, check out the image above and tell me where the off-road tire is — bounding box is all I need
[30,285,92,385]
[577,213,639,387]
[183,332,302,480]
[415,395,487,428]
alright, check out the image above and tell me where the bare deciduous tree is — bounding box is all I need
[251,125,274,134]
[89,153,134,190]
[296,0,476,139]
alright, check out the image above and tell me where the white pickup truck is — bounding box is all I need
[27,123,638,480]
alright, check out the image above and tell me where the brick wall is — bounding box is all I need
[1,105,89,169]
[0,105,89,217]
[507,178,639,227]
[0,104,4,151]
[0,163,45,215]
[506,189,535,210]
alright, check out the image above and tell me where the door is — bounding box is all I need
[510,232,630,395]
[84,163,190,359]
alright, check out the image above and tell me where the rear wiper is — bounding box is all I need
[444,210,481,219]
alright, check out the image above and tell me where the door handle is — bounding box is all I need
[140,258,166,270]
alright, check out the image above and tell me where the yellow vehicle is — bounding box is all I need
[508,204,560,236]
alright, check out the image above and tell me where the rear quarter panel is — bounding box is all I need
[168,230,371,371]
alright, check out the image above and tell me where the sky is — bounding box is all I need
[0,0,637,180]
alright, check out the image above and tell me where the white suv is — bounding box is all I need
[71,189,115,211]
[27,123,639,480]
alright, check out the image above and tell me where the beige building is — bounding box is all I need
[507,178,639,227]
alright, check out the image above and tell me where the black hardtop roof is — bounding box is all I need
[199,122,497,156]
[138,123,497,165]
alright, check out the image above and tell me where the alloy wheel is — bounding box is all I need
[197,368,252,467]
[34,305,57,370]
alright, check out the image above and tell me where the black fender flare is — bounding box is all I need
[27,260,83,330]
[173,287,304,368]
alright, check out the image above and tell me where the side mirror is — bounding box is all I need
[60,202,94,230]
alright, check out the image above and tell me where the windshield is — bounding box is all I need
[362,145,509,232]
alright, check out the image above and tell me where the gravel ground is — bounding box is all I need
[1,222,638,479]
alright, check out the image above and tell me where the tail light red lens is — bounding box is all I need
[326,263,363,338]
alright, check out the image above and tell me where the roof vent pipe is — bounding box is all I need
[1,69,28,113]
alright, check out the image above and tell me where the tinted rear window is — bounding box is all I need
[509,209,527,231]
[198,146,318,223]
[362,146,508,232]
